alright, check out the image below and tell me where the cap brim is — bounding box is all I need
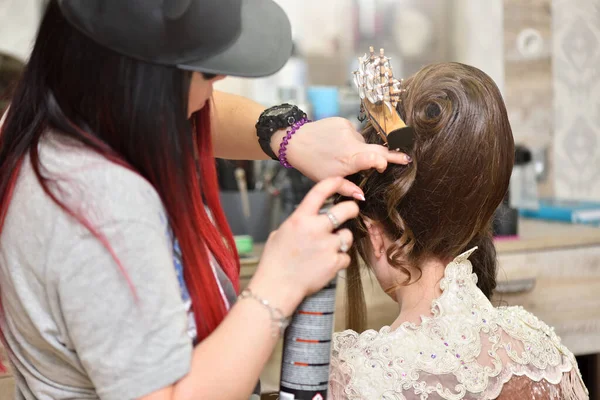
[178,0,292,78]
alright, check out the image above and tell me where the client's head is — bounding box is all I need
[346,62,514,330]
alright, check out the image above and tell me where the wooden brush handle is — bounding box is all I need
[364,101,408,135]
[364,101,415,152]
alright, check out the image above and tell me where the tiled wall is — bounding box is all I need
[552,0,600,200]
[504,0,554,197]
[505,0,600,201]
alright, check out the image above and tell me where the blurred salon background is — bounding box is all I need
[1,0,599,398]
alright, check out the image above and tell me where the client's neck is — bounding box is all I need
[390,258,447,330]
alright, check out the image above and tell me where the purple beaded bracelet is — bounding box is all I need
[278,117,311,169]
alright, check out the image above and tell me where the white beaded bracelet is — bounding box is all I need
[239,288,291,337]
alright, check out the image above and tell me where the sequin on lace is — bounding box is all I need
[329,248,589,399]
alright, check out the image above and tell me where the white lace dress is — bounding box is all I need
[329,248,589,399]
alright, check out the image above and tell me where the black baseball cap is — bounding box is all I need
[57,0,293,77]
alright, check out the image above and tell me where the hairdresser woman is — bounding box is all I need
[0,1,410,399]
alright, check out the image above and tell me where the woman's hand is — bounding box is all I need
[249,177,359,315]
[272,117,412,200]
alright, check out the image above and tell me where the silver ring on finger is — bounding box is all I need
[338,233,350,253]
[326,211,341,230]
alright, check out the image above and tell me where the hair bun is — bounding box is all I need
[425,102,442,119]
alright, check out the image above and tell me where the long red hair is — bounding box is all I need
[185,107,240,334]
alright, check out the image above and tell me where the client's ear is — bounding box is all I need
[363,217,386,259]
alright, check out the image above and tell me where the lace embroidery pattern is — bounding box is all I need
[330,248,589,399]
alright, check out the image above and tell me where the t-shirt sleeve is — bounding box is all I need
[48,166,192,400]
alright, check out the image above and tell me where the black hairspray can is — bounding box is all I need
[279,278,337,400]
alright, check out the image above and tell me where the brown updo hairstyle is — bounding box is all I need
[345,62,514,332]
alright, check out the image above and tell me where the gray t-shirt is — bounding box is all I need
[0,134,237,399]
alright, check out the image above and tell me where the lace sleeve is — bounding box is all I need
[329,345,349,399]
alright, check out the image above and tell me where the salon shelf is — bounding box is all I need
[241,218,600,288]
[495,219,600,253]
